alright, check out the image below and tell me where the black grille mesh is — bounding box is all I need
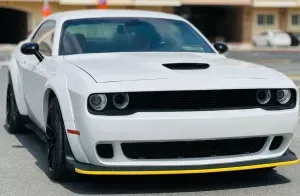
[121,137,268,159]
[130,90,259,111]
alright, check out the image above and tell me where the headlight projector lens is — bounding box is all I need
[277,90,291,105]
[89,94,107,111]
[256,90,271,104]
[113,93,130,109]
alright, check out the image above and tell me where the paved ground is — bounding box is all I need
[226,51,300,87]
[1,51,300,196]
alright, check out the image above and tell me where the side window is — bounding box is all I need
[32,20,56,56]
[65,23,119,39]
[60,23,120,55]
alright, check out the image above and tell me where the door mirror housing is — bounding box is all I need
[21,42,44,62]
[213,42,228,54]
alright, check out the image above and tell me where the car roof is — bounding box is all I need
[47,9,185,23]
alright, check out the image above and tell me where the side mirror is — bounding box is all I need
[21,42,44,62]
[213,42,228,54]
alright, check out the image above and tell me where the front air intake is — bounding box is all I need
[96,144,114,159]
[269,136,283,151]
[162,63,209,70]
[121,137,268,159]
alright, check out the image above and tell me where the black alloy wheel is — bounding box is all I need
[6,82,25,133]
[46,96,73,181]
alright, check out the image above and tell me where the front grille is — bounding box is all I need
[88,89,297,115]
[121,137,268,159]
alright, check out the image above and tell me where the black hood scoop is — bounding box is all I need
[162,63,210,70]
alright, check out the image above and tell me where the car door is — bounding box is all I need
[20,20,56,129]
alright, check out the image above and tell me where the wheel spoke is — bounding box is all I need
[46,134,56,143]
[50,109,57,137]
[6,88,12,123]
[50,125,57,140]
[47,106,58,171]
[46,125,54,138]
[47,126,56,169]
[48,143,56,169]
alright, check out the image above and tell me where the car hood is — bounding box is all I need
[64,52,283,83]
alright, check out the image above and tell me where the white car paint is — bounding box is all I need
[252,29,292,47]
[64,52,285,83]
[8,10,299,167]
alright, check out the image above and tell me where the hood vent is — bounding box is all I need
[162,63,210,70]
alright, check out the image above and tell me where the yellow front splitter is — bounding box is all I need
[71,149,299,176]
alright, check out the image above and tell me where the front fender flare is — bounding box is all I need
[44,73,89,163]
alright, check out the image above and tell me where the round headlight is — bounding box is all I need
[112,93,130,109]
[277,89,291,105]
[256,90,271,104]
[88,94,107,111]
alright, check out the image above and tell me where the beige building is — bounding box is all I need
[252,0,300,39]
[0,0,299,44]
[0,0,178,44]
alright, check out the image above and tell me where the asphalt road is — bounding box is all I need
[1,51,300,196]
[226,51,300,87]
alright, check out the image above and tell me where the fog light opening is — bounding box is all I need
[269,136,284,151]
[96,144,114,159]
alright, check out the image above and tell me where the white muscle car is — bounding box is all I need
[252,29,292,47]
[6,9,299,181]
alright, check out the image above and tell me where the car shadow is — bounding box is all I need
[5,125,292,195]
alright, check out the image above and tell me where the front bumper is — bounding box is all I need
[68,149,299,175]
[69,107,298,166]
[67,90,299,167]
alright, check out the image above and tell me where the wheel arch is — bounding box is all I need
[43,83,74,126]
[43,88,56,127]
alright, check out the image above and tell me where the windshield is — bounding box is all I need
[59,17,215,55]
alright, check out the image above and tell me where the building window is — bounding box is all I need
[257,14,275,26]
[291,14,300,25]
[257,15,264,25]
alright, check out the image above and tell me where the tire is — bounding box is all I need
[46,96,73,181]
[6,82,26,133]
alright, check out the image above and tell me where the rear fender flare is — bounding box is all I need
[8,57,28,115]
